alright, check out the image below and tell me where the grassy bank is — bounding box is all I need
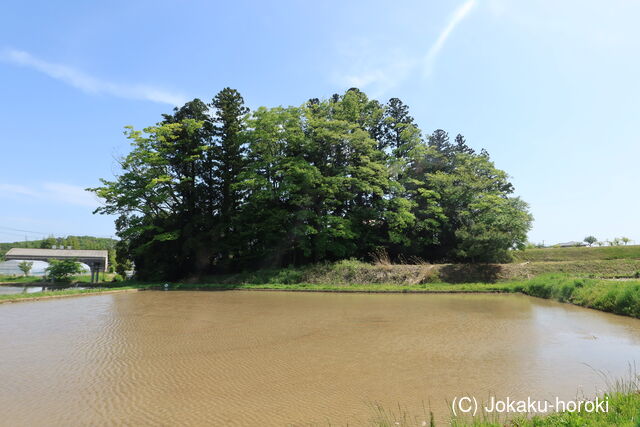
[0,286,138,303]
[493,390,640,427]
[192,259,640,286]
[517,274,640,318]
[513,244,640,262]
[501,259,640,280]
[143,273,640,318]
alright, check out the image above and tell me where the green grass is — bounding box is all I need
[373,391,640,426]
[0,286,137,302]
[374,369,640,426]
[519,391,640,427]
[513,245,640,262]
[142,281,519,293]
[0,275,44,283]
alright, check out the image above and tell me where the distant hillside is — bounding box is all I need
[513,245,640,262]
[0,236,117,260]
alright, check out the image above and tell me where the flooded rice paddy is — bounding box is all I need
[1,291,639,425]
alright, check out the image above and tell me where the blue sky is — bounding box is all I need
[1,0,638,245]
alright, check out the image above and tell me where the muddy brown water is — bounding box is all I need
[1,291,639,426]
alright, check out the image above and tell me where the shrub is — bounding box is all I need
[270,267,304,284]
[45,259,84,282]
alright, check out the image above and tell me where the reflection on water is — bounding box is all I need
[0,291,639,426]
[0,286,43,295]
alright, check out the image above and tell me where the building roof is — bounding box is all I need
[5,248,108,259]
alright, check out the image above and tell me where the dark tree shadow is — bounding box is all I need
[438,264,503,283]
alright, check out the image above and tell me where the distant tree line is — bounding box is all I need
[0,236,118,272]
[524,236,635,249]
[585,236,632,247]
[91,88,532,280]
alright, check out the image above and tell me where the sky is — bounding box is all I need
[1,0,638,245]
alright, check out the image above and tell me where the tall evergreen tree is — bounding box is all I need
[382,97,419,158]
[209,88,249,269]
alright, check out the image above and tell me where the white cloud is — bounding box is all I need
[0,182,100,209]
[423,0,477,77]
[1,48,187,106]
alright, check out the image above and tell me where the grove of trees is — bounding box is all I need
[92,88,533,280]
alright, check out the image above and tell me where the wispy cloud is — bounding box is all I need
[340,58,415,99]
[334,1,477,98]
[332,35,419,99]
[423,0,477,77]
[0,182,100,209]
[0,184,40,197]
[0,48,187,106]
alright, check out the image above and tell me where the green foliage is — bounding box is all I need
[39,236,56,248]
[92,88,532,279]
[45,259,84,282]
[115,253,133,279]
[18,261,33,276]
[107,249,117,273]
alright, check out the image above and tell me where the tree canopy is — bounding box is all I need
[91,88,533,280]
